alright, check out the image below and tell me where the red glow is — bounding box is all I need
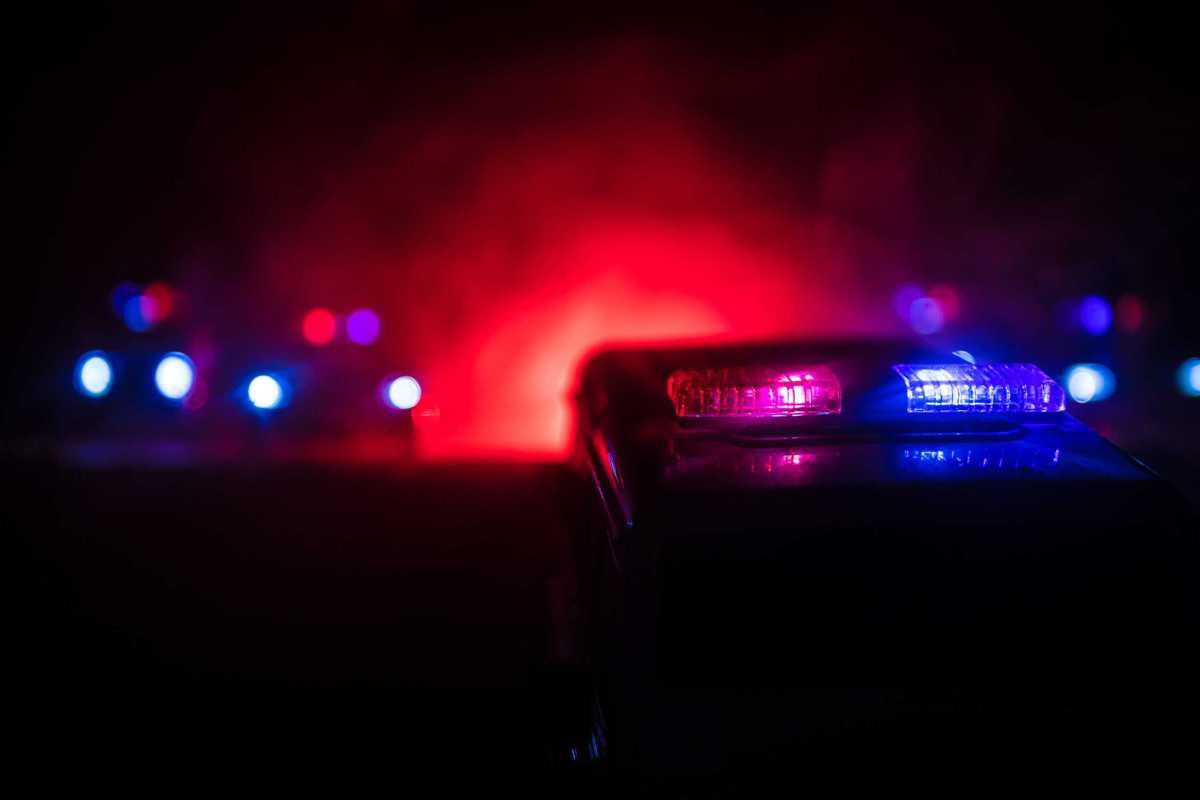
[229,42,925,458]
[1115,294,1144,332]
[301,308,337,346]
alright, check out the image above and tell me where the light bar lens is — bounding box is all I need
[893,363,1065,413]
[668,366,842,417]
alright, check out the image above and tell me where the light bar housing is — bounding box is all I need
[668,366,842,418]
[893,363,1065,414]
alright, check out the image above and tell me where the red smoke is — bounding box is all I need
[236,39,940,458]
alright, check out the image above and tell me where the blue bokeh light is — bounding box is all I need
[75,351,113,397]
[1177,357,1200,398]
[121,294,153,333]
[1077,296,1112,336]
[1064,363,1116,403]
[111,282,140,318]
[385,375,422,410]
[154,352,195,401]
[247,374,284,410]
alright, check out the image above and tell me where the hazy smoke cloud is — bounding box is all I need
[239,33,999,456]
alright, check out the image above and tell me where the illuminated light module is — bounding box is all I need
[668,366,842,417]
[893,363,1065,413]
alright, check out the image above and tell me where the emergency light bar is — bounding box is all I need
[666,359,1065,421]
[667,366,842,418]
[893,363,1065,414]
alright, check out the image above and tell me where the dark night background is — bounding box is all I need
[2,1,1198,781]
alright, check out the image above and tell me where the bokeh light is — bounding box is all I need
[1064,363,1116,404]
[346,309,380,346]
[154,352,195,401]
[119,282,176,332]
[908,296,945,335]
[385,376,422,410]
[75,351,113,397]
[247,374,284,409]
[122,294,153,332]
[301,308,337,346]
[1177,358,1200,398]
[1077,296,1112,336]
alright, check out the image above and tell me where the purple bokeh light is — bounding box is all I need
[346,308,381,346]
